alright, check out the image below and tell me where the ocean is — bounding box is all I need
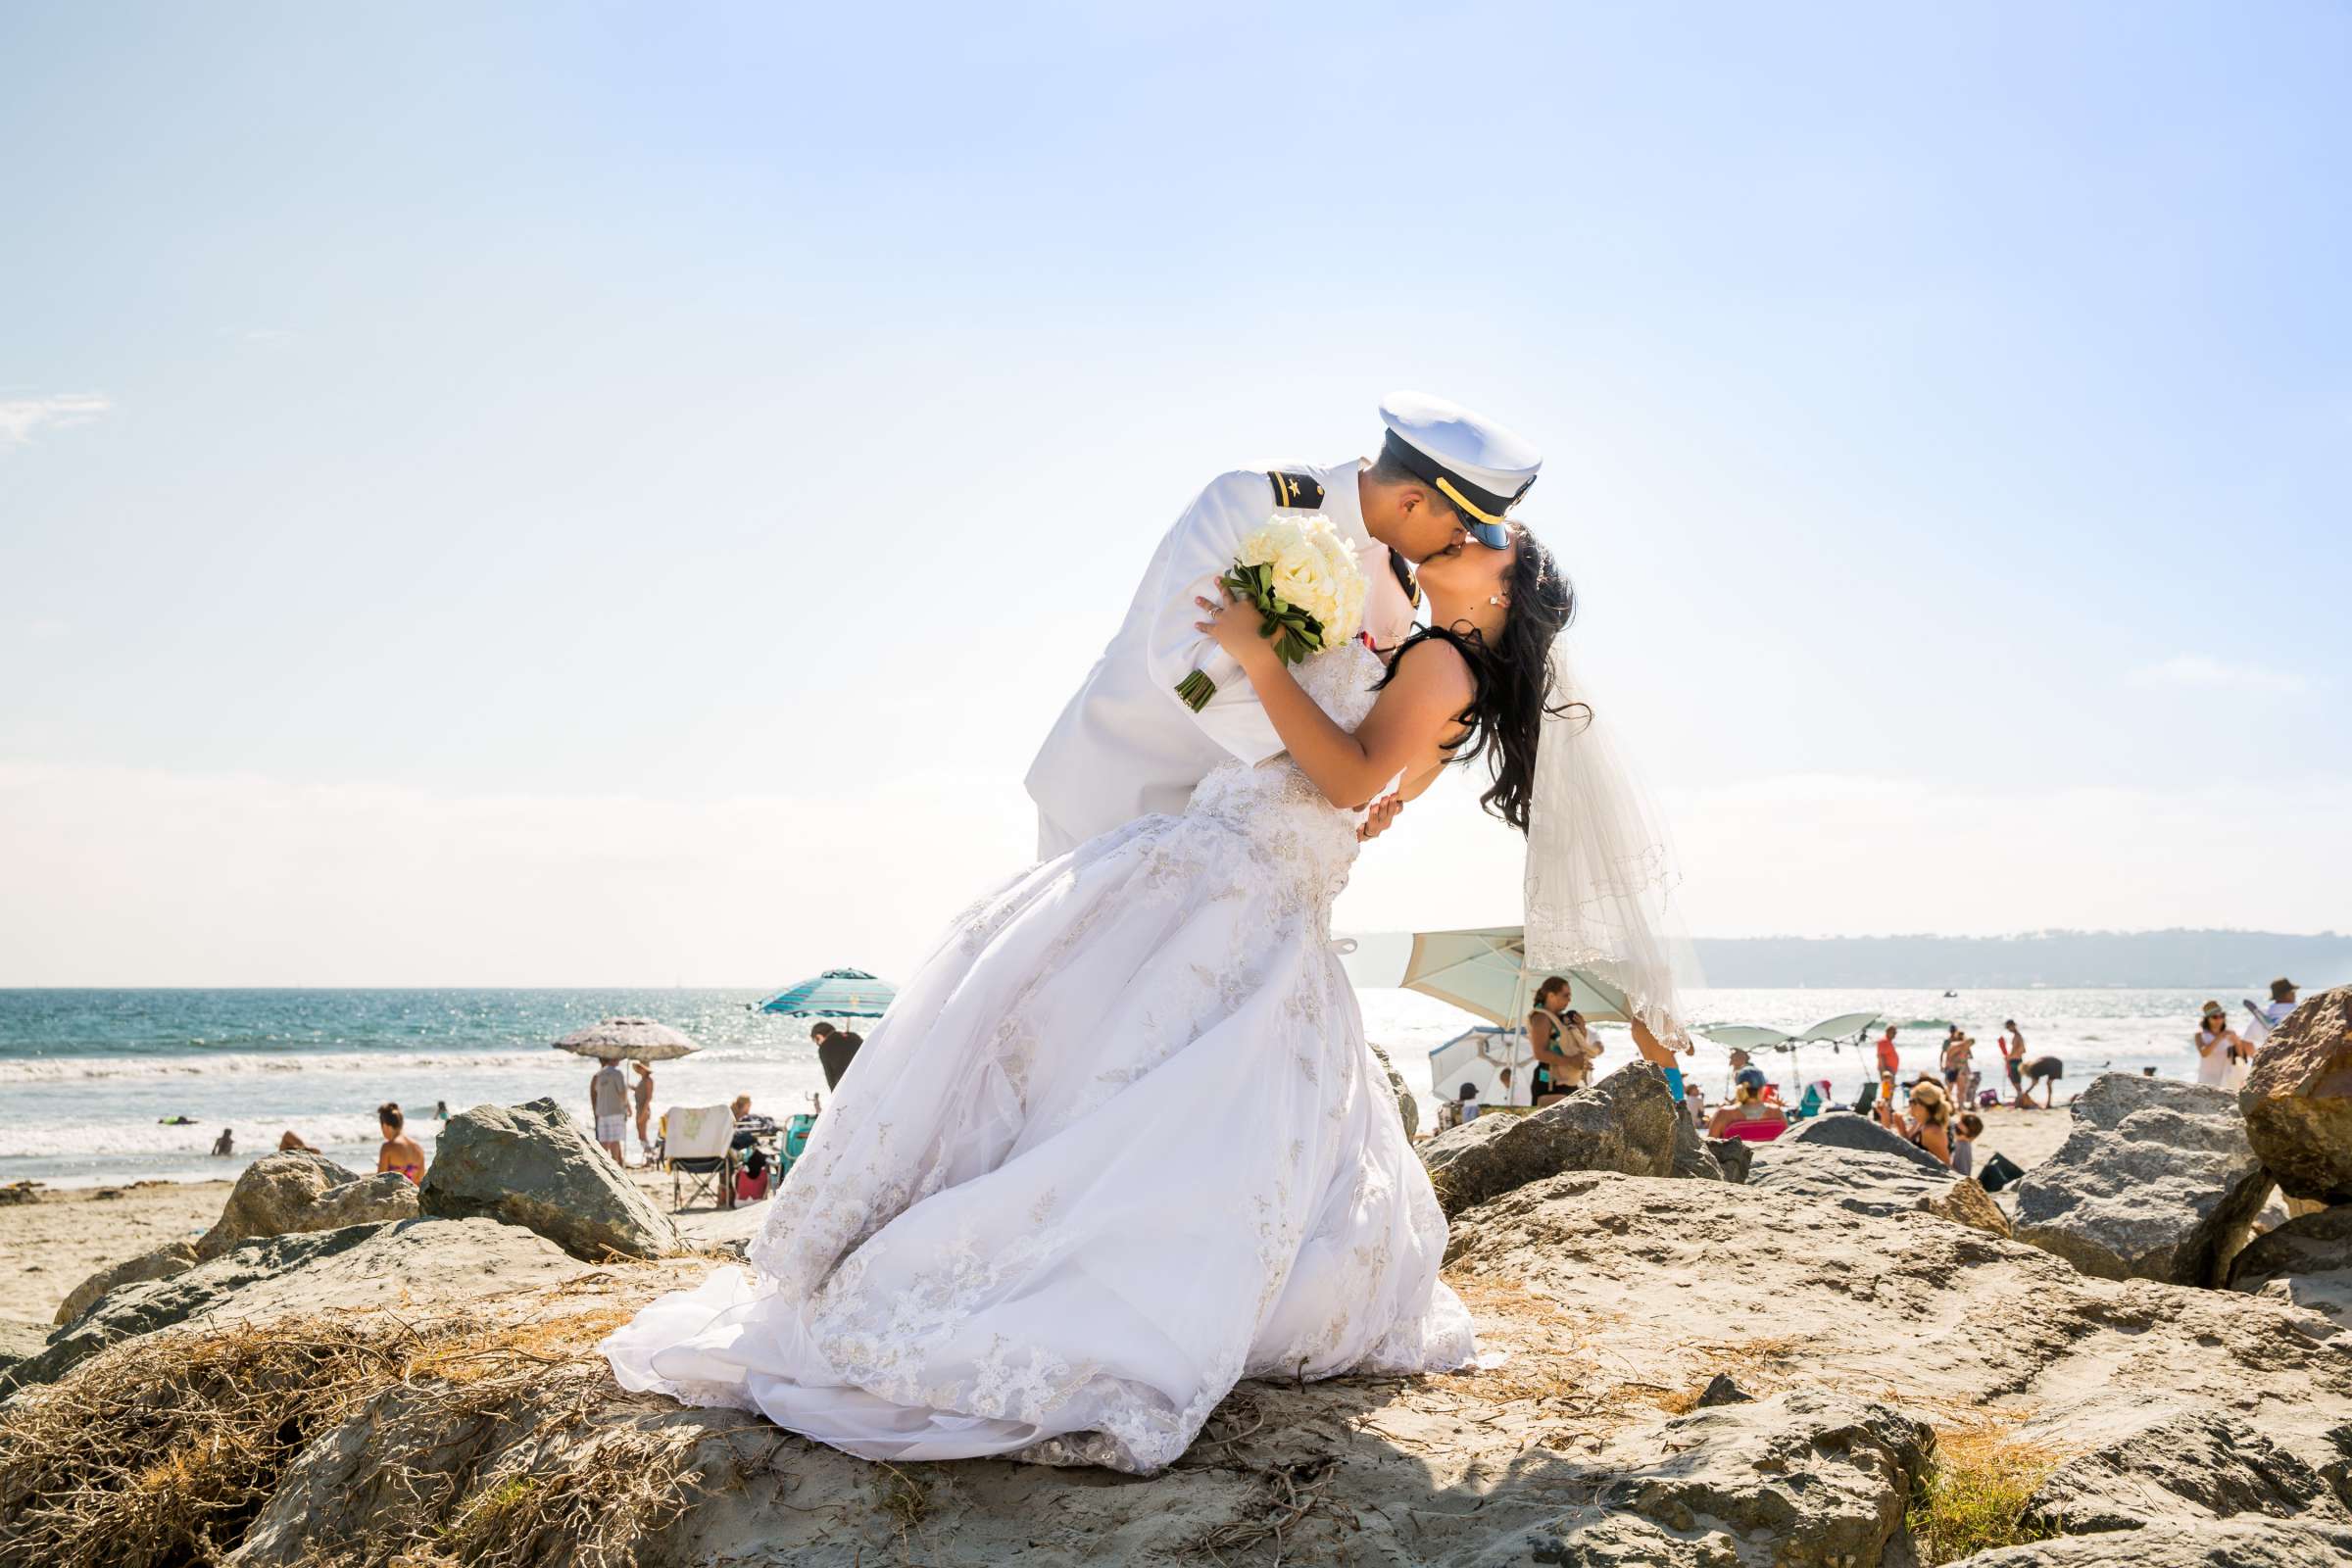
[0,986,2244,1188]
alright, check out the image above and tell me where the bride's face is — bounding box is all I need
[1415,530,1517,614]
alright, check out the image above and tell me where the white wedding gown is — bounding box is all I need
[601,641,1475,1473]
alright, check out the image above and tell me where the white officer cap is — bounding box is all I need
[1377,391,1543,547]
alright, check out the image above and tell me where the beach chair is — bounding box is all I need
[775,1111,816,1179]
[662,1103,737,1212]
[1720,1117,1788,1144]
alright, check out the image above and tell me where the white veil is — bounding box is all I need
[1522,640,1695,1040]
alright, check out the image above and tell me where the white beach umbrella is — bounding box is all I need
[551,1017,701,1062]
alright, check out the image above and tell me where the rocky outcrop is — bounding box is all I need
[0,1218,588,1396]
[1419,1062,1677,1216]
[14,1162,2352,1567]
[1746,1139,1956,1217]
[419,1097,681,1261]
[194,1151,418,1261]
[0,1320,45,1378]
[1705,1136,1753,1184]
[2229,1203,2352,1325]
[1777,1108,1949,1173]
[1955,1519,2352,1565]
[1489,1392,1932,1567]
[1919,1175,2013,1238]
[1670,1113,1725,1180]
[2241,985,2352,1205]
[1366,1041,1419,1140]
[2020,1403,2351,1534]
[52,1240,198,1326]
[2012,1072,2274,1287]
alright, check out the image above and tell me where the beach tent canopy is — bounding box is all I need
[1698,1010,1883,1054]
[1343,925,1635,1026]
[551,1017,700,1062]
[1426,1025,1527,1109]
[760,967,896,1019]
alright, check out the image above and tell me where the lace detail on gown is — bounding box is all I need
[601,642,1474,1473]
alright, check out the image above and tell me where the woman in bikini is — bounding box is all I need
[376,1102,426,1185]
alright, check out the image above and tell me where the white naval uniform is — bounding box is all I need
[1025,458,1419,860]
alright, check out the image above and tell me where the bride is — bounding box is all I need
[603,523,1623,1475]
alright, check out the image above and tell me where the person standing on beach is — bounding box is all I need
[2193,1002,2249,1090]
[1875,1026,1900,1102]
[631,1061,657,1156]
[590,1057,631,1164]
[2000,1023,2028,1107]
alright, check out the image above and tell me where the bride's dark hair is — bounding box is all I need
[1374,529,1585,834]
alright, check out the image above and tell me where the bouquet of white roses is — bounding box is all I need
[1174,516,1367,712]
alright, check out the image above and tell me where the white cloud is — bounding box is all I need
[2132,654,2313,696]
[0,392,112,446]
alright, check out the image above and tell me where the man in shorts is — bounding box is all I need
[2021,1054,2065,1109]
[590,1056,631,1163]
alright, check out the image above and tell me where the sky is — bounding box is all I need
[1,2,2345,986]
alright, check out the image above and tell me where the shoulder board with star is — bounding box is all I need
[1266,470,1325,510]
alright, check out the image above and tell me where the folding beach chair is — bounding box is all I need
[662,1103,737,1212]
[774,1111,816,1179]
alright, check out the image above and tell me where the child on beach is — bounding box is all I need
[1951,1111,1984,1178]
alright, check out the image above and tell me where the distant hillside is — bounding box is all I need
[1689,929,2352,989]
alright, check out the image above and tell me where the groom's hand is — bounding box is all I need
[1358,793,1404,842]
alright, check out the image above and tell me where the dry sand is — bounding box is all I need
[0,1102,2087,1331]
[0,1161,739,1329]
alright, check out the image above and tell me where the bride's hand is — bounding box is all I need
[1195,586,1277,669]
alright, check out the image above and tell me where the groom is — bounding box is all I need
[1026,391,1544,858]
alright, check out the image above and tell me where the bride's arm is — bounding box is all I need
[1198,591,1471,808]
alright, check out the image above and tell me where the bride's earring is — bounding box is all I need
[1487,595,1507,607]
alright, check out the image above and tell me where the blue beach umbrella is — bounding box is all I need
[760,967,897,1019]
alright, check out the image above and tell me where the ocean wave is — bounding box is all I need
[0,1048,566,1084]
[0,1044,800,1081]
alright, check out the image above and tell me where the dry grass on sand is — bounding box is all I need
[1905,1417,2068,1567]
[0,1281,714,1568]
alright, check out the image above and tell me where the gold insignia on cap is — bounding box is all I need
[1267,470,1326,510]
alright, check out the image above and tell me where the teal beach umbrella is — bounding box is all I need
[760,967,897,1019]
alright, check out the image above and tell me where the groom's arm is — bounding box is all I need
[1142,471,1288,766]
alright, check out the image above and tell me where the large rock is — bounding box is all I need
[195,1150,418,1261]
[0,1217,587,1396]
[1419,1062,1677,1216]
[0,1320,46,1378]
[1746,1138,1956,1218]
[2012,1072,2274,1287]
[1956,1519,2352,1566]
[53,1240,199,1325]
[1919,1175,2014,1239]
[1669,1113,1724,1180]
[2229,1203,2352,1325]
[2241,985,2352,1204]
[1704,1136,1752,1184]
[1366,1041,1419,1140]
[1485,1392,1932,1568]
[420,1097,681,1261]
[2021,1403,2351,1534]
[1776,1108,1949,1174]
[1443,1170,2352,1501]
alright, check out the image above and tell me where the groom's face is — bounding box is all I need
[1386,488,1471,564]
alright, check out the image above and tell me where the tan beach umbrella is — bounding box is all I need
[551,1017,700,1062]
